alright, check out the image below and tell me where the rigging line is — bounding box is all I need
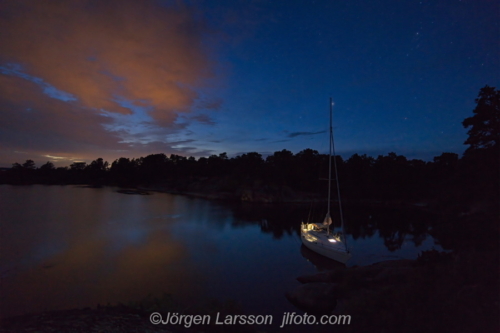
[307,202,313,223]
[327,101,332,217]
[326,98,333,236]
[310,200,316,223]
[331,98,348,252]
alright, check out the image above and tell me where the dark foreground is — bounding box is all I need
[0,307,174,333]
[289,249,499,332]
[2,248,498,333]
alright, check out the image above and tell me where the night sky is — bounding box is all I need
[1,0,498,167]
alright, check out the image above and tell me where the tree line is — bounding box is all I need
[1,85,498,205]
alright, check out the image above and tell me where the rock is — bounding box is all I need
[240,189,253,202]
[285,283,338,314]
[296,273,327,284]
[116,189,150,195]
[371,267,412,284]
[297,271,335,284]
[289,259,418,314]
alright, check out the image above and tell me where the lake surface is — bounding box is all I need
[0,185,445,330]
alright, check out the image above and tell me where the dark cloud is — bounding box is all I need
[189,114,215,125]
[0,75,127,158]
[287,130,326,138]
[177,148,216,157]
[198,98,223,111]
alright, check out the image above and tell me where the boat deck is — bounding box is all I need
[301,225,351,263]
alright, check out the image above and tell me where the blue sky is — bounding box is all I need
[0,0,498,167]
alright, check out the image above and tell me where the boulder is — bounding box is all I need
[285,283,338,314]
[297,272,334,284]
[370,266,412,284]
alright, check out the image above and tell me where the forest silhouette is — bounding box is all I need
[0,86,498,333]
[2,85,498,210]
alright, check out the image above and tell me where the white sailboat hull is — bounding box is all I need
[299,98,352,265]
[301,226,352,264]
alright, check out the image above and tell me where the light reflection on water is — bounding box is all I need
[0,185,444,324]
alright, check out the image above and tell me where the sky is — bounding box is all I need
[0,0,498,167]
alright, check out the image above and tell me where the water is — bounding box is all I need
[0,185,445,330]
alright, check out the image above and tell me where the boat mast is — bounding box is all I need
[326,99,333,236]
[331,98,348,252]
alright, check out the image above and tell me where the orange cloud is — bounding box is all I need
[0,73,216,167]
[0,0,221,166]
[0,0,214,124]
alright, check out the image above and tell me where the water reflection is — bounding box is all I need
[0,186,200,318]
[0,185,444,321]
[300,245,346,271]
[222,202,436,254]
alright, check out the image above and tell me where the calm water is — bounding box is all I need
[0,185,444,330]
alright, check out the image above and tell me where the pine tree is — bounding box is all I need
[462,85,500,153]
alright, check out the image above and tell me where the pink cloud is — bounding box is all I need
[0,0,219,166]
[1,0,214,120]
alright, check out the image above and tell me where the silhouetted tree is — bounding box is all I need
[407,158,428,199]
[39,161,55,171]
[67,162,87,183]
[345,154,375,200]
[11,162,23,170]
[197,157,209,177]
[22,160,36,169]
[139,153,169,183]
[372,152,410,199]
[37,161,56,184]
[265,149,295,186]
[206,153,230,177]
[70,162,87,171]
[459,85,500,203]
[9,160,36,183]
[233,152,264,181]
[293,149,321,191]
[181,156,197,178]
[110,158,135,173]
[266,149,294,167]
[85,158,109,184]
[462,85,499,153]
[86,158,108,172]
[110,157,138,186]
[433,152,459,167]
[430,152,458,182]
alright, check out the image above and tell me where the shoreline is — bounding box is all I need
[2,249,497,333]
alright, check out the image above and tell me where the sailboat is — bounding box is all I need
[301,98,352,264]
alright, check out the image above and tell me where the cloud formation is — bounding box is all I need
[1,0,213,119]
[287,130,326,138]
[0,0,216,166]
[0,74,126,164]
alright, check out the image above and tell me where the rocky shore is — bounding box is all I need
[137,184,435,210]
[286,249,498,332]
[138,183,323,203]
[0,306,175,333]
